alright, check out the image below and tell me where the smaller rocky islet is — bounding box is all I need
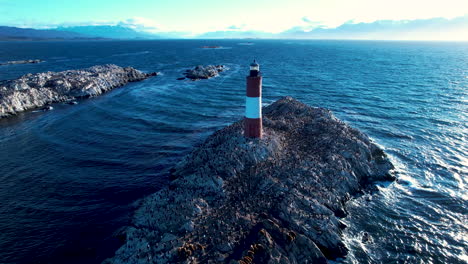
[180,65,228,80]
[0,59,44,66]
[107,96,395,264]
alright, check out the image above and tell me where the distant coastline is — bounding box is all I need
[0,37,109,41]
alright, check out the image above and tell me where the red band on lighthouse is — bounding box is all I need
[245,60,263,139]
[245,117,262,138]
[246,77,262,97]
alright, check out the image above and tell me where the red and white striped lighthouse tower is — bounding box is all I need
[245,60,263,138]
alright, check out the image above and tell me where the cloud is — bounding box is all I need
[282,17,326,33]
[301,17,325,27]
[343,19,357,24]
[117,17,163,33]
[226,24,246,30]
[302,17,312,23]
[58,20,114,27]
[196,30,275,39]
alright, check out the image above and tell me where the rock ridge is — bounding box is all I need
[107,96,395,264]
[0,64,157,118]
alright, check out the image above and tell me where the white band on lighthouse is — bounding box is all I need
[245,96,262,119]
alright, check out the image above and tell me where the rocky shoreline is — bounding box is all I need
[107,97,395,264]
[0,64,157,118]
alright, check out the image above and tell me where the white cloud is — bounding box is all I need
[117,17,163,33]
[226,24,247,31]
[301,17,312,23]
[286,17,327,32]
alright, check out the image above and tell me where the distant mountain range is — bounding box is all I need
[55,25,160,39]
[0,25,160,40]
[0,26,92,40]
[1,16,466,41]
[279,16,468,40]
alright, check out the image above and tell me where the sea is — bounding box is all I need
[0,40,466,264]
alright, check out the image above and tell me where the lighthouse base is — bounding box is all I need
[244,118,262,138]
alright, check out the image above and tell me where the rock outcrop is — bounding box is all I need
[107,97,395,264]
[0,64,157,118]
[0,59,43,66]
[183,65,227,80]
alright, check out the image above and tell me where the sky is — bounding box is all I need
[0,0,467,34]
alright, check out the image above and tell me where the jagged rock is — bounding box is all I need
[41,105,53,111]
[184,65,227,80]
[0,59,43,66]
[0,64,157,118]
[106,97,395,264]
[361,232,372,244]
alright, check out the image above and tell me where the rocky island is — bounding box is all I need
[107,97,395,264]
[181,65,227,80]
[0,59,44,66]
[0,64,157,118]
[201,46,222,49]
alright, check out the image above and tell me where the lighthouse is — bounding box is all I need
[245,60,263,138]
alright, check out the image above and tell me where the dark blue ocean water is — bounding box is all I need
[0,40,466,264]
